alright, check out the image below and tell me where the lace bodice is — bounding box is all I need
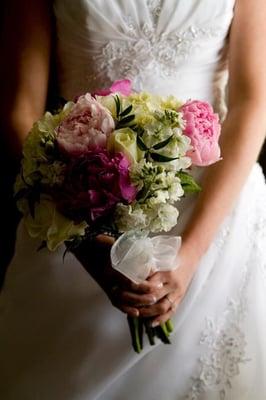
[54,0,235,116]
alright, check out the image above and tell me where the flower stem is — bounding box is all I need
[144,319,155,345]
[166,319,174,333]
[127,316,143,353]
[155,323,171,344]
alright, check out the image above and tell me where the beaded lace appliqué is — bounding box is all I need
[184,166,266,399]
[184,264,251,399]
[93,2,224,89]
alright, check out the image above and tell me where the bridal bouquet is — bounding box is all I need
[15,79,221,353]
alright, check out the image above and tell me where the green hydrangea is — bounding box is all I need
[16,102,74,191]
[23,195,87,251]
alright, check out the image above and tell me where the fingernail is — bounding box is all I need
[151,320,159,327]
[150,295,157,304]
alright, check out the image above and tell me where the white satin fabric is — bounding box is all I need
[1,1,266,399]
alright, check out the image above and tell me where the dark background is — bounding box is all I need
[0,6,266,288]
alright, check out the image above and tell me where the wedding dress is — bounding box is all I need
[0,1,266,399]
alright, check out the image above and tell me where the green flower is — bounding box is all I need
[23,195,87,251]
[20,102,74,187]
[160,95,183,111]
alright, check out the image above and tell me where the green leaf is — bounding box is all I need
[63,235,86,262]
[177,171,201,193]
[150,153,179,162]
[119,104,133,117]
[129,123,138,131]
[152,134,174,150]
[114,95,121,117]
[137,135,149,151]
[118,114,135,125]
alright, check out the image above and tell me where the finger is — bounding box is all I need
[151,310,173,327]
[120,290,157,307]
[126,280,164,294]
[110,293,140,317]
[147,271,169,286]
[151,293,181,326]
[138,296,172,318]
[122,281,171,306]
[120,305,140,318]
[96,234,115,246]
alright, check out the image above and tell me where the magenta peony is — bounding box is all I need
[180,100,221,166]
[56,94,115,157]
[92,79,132,97]
[57,151,137,223]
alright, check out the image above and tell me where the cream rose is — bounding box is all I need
[107,128,144,163]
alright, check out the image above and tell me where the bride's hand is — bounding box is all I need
[118,241,201,326]
[74,234,158,317]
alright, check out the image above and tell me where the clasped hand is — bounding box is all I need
[94,236,199,327]
[111,265,197,327]
[75,235,199,327]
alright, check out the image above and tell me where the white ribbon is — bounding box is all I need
[111,231,182,283]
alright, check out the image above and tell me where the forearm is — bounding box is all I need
[182,100,266,258]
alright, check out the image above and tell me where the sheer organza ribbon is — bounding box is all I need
[111,231,182,283]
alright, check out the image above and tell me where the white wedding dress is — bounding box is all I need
[1,1,266,399]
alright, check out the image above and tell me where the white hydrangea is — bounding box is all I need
[149,203,179,233]
[115,203,148,232]
[115,202,179,233]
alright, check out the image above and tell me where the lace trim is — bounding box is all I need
[184,261,251,400]
[92,18,225,90]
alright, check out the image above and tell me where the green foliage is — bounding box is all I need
[177,171,202,193]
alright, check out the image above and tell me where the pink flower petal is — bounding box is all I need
[92,79,132,97]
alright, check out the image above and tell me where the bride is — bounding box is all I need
[0,0,266,399]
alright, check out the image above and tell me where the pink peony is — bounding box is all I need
[56,94,115,157]
[57,151,137,223]
[93,79,132,97]
[180,100,221,166]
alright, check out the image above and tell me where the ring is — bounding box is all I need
[166,295,175,310]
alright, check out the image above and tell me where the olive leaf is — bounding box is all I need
[119,104,133,117]
[137,135,149,151]
[114,95,121,117]
[152,134,174,150]
[150,153,179,162]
